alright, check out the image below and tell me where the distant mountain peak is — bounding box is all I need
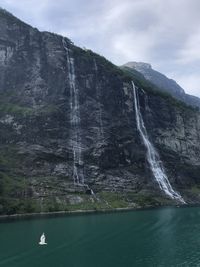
[123,61,152,70]
[122,61,200,109]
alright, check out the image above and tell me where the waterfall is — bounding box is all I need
[93,59,104,140]
[62,38,84,185]
[132,81,185,203]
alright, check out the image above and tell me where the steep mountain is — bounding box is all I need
[0,8,200,215]
[122,62,200,109]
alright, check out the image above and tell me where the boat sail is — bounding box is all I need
[39,233,47,245]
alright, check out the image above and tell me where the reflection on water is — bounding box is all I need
[0,207,200,267]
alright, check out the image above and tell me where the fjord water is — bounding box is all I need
[0,207,200,267]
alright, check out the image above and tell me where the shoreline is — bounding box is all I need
[0,207,143,220]
[0,203,191,221]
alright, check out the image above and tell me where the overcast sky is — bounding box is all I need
[1,0,200,97]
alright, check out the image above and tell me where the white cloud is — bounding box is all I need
[177,30,200,64]
[0,0,200,97]
[172,73,200,97]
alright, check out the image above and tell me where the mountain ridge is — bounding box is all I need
[0,8,200,214]
[122,61,200,109]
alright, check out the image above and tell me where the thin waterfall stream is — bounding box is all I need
[132,81,185,203]
[62,38,84,186]
[62,38,95,196]
[93,59,104,140]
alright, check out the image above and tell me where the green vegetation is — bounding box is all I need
[0,100,62,119]
[0,145,23,168]
[125,192,173,206]
[73,44,131,81]
[37,105,61,115]
[121,66,199,113]
[0,188,175,216]
[99,192,128,208]
[0,198,38,215]
[0,102,33,116]
[0,90,62,118]
[189,186,200,195]
[0,172,32,215]
[72,42,198,114]
[0,172,27,197]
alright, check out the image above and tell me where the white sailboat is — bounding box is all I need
[39,233,47,245]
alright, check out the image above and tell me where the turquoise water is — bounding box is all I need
[0,207,200,267]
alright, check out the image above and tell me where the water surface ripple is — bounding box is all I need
[0,207,200,267]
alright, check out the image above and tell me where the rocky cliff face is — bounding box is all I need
[123,61,200,109]
[0,9,200,214]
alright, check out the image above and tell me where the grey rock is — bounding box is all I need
[0,9,200,213]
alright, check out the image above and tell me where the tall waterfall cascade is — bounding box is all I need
[93,59,104,140]
[132,81,185,204]
[62,38,84,185]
